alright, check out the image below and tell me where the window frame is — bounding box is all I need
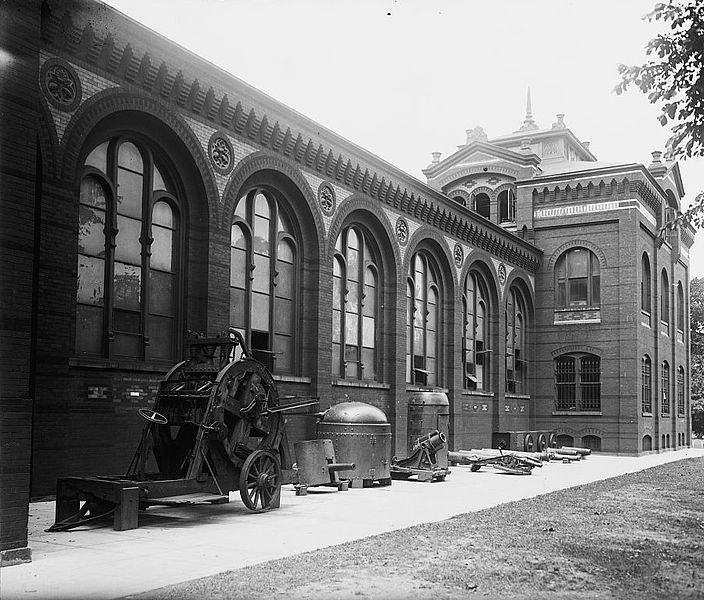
[462,271,491,391]
[75,137,184,362]
[554,352,601,412]
[555,248,600,309]
[505,287,527,394]
[661,360,670,415]
[641,355,652,413]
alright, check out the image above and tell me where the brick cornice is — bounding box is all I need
[41,0,541,274]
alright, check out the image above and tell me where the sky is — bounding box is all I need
[102,0,704,278]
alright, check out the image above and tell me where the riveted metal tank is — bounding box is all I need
[316,401,392,488]
[407,391,450,470]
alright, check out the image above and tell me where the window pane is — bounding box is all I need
[230,288,246,328]
[75,304,103,353]
[114,262,142,310]
[332,342,341,375]
[251,292,270,331]
[149,270,174,316]
[115,215,142,265]
[274,298,293,334]
[77,255,105,305]
[151,226,173,272]
[277,260,294,299]
[347,282,359,313]
[568,249,588,277]
[113,331,141,357]
[332,309,342,343]
[80,177,107,209]
[148,315,173,360]
[362,347,375,380]
[118,142,143,173]
[254,192,270,218]
[345,313,358,345]
[153,167,168,193]
[278,238,294,264]
[253,215,270,255]
[78,205,106,257]
[274,334,292,372]
[84,142,108,173]
[252,253,270,293]
[152,201,173,227]
[362,315,375,347]
[117,168,143,219]
[113,309,140,333]
[569,278,588,305]
[230,246,247,289]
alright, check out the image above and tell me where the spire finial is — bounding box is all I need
[519,86,539,132]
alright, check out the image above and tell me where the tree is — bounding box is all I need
[614,0,704,228]
[691,277,704,436]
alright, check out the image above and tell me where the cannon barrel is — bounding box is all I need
[327,462,355,473]
[412,430,446,453]
[558,446,591,456]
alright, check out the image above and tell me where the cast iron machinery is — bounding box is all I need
[49,329,317,531]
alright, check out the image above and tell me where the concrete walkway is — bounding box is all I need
[2,448,702,600]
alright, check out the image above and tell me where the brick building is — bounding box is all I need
[0,0,694,563]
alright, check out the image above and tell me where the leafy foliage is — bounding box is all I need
[615,0,704,227]
[691,277,704,435]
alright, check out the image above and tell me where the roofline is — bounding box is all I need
[490,128,598,162]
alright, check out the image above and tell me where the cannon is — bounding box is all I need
[49,328,317,532]
[390,430,451,482]
[448,448,543,475]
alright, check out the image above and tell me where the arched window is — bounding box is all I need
[463,272,490,390]
[407,251,442,386]
[641,253,651,321]
[677,282,685,342]
[332,226,380,380]
[661,269,670,335]
[642,435,652,451]
[581,435,601,452]
[473,192,490,219]
[641,355,652,413]
[76,139,181,361]
[677,366,685,415]
[505,287,527,394]
[555,248,600,309]
[230,189,298,373]
[452,195,466,207]
[498,189,516,224]
[554,353,601,411]
[661,361,670,415]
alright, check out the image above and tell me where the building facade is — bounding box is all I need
[0,0,694,563]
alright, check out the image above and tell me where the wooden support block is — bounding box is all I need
[338,481,349,491]
[350,478,363,489]
[295,486,308,496]
[114,487,139,531]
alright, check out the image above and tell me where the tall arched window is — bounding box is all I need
[230,189,298,373]
[332,226,380,380]
[661,269,670,335]
[505,287,526,394]
[677,282,685,342]
[555,248,600,308]
[498,189,516,224]
[641,355,652,413]
[76,138,181,361]
[677,366,685,415]
[554,353,601,411]
[407,252,442,386]
[463,271,490,390]
[661,361,670,415]
[641,253,651,323]
[473,192,490,219]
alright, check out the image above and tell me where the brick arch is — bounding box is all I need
[494,182,516,196]
[551,345,602,358]
[221,151,324,248]
[470,185,495,200]
[326,195,400,284]
[37,99,60,180]
[504,271,535,318]
[57,88,218,209]
[404,226,456,299]
[461,253,501,308]
[446,188,471,206]
[547,239,607,271]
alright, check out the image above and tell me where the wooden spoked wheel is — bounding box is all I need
[239,449,281,511]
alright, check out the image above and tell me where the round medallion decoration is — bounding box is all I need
[395,217,409,246]
[41,58,82,112]
[208,132,234,175]
[318,182,336,215]
[453,243,464,267]
[498,262,507,285]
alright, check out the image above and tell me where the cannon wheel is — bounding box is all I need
[239,449,281,511]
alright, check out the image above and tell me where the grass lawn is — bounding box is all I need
[133,456,704,600]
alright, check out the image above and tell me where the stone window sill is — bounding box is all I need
[552,410,602,416]
[332,379,390,390]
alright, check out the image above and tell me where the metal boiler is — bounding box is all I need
[316,401,392,488]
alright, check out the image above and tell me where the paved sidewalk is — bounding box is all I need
[2,448,702,600]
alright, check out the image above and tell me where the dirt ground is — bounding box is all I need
[130,457,704,600]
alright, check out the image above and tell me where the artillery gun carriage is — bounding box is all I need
[49,329,316,531]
